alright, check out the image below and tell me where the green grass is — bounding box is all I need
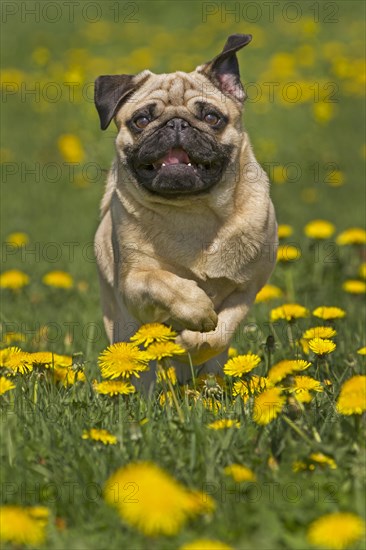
[1,1,365,548]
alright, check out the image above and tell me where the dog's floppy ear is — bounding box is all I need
[198,34,252,102]
[94,74,142,130]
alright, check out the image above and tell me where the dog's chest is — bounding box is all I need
[140,220,257,286]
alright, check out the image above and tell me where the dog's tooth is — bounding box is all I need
[162,163,166,167]
[188,163,192,166]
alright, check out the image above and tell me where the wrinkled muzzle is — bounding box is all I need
[126,118,232,197]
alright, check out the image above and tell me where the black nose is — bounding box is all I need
[166,118,190,131]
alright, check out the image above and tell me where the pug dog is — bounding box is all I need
[94,34,278,383]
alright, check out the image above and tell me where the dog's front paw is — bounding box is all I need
[176,327,226,364]
[171,282,218,332]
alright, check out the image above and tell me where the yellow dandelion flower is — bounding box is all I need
[53,367,85,386]
[255,284,283,303]
[342,280,366,294]
[307,512,365,550]
[312,306,346,320]
[336,227,366,245]
[0,69,25,87]
[30,351,55,366]
[253,387,286,425]
[98,343,149,379]
[0,376,15,395]
[327,169,344,188]
[0,147,13,162]
[188,488,215,514]
[302,326,337,340]
[232,376,268,400]
[130,323,177,347]
[0,269,29,290]
[93,380,136,396]
[223,353,261,377]
[1,332,27,345]
[0,505,49,546]
[82,428,117,445]
[277,245,301,262]
[28,506,49,520]
[180,540,234,550]
[157,366,177,385]
[224,464,256,482]
[309,453,337,470]
[145,341,185,360]
[313,102,336,124]
[208,419,240,430]
[293,453,337,472]
[32,47,50,66]
[58,134,85,163]
[6,232,29,247]
[292,376,323,392]
[357,346,366,355]
[30,352,72,368]
[300,17,319,37]
[300,338,310,355]
[54,354,73,366]
[278,224,293,239]
[270,303,309,322]
[42,270,74,289]
[269,52,296,78]
[272,165,286,184]
[228,347,238,358]
[290,376,323,403]
[292,389,313,403]
[159,390,174,406]
[0,347,22,366]
[359,263,366,279]
[308,337,336,356]
[304,220,335,239]
[268,455,279,471]
[3,350,33,375]
[104,462,214,536]
[268,360,311,384]
[53,353,72,368]
[292,461,307,472]
[337,375,366,415]
[201,398,222,413]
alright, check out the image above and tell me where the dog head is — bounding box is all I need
[94,34,252,198]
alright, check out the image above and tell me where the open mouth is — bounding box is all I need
[129,137,231,197]
[140,148,219,174]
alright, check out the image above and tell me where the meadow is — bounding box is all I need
[0,1,365,548]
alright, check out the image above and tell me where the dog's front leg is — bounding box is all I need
[175,285,258,366]
[123,270,218,333]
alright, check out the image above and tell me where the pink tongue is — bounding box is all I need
[159,148,190,165]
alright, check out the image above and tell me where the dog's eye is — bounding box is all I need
[204,113,220,126]
[134,116,150,129]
